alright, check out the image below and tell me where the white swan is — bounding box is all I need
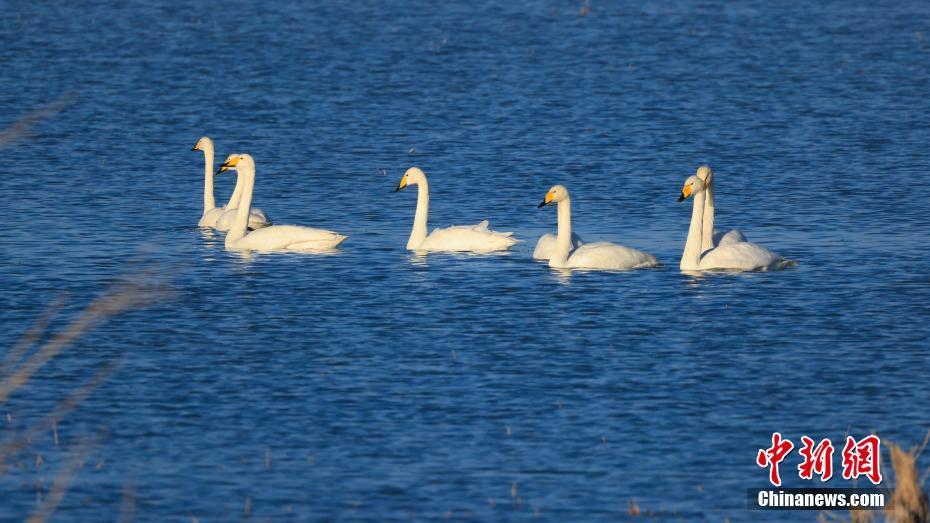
[679,174,788,271]
[537,185,658,270]
[394,167,518,253]
[192,137,271,230]
[219,154,346,252]
[696,165,746,252]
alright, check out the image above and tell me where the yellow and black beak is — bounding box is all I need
[678,184,693,202]
[217,156,239,175]
[191,145,199,151]
[537,191,554,208]
[394,175,408,192]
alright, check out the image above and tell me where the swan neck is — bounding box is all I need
[203,146,216,212]
[408,179,429,249]
[702,180,715,253]
[227,165,254,245]
[225,168,244,210]
[681,189,706,270]
[549,197,572,268]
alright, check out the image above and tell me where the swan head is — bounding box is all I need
[695,165,713,185]
[678,175,706,202]
[192,136,214,152]
[217,153,254,175]
[395,167,426,192]
[538,184,569,208]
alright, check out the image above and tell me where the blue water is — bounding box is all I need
[2,1,930,521]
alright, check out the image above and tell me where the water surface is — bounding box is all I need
[2,1,930,521]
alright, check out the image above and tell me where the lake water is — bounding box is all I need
[2,0,929,521]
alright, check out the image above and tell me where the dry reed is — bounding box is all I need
[1,265,171,521]
[819,433,930,523]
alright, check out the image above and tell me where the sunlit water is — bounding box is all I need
[2,1,930,521]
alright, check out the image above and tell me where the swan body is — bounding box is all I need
[192,137,271,230]
[696,165,746,252]
[532,232,584,260]
[226,224,345,251]
[418,220,517,252]
[553,241,658,270]
[537,185,658,270]
[679,172,788,271]
[199,207,225,228]
[219,154,346,252]
[394,167,518,253]
[215,206,270,232]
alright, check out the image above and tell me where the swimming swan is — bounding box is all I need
[537,185,658,270]
[394,167,518,253]
[696,165,746,252]
[218,154,346,252]
[192,137,271,230]
[678,174,788,271]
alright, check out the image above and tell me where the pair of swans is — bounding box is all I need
[678,166,788,271]
[534,186,658,270]
[392,168,657,270]
[215,154,346,251]
[193,137,271,231]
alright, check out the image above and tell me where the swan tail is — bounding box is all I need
[473,220,517,240]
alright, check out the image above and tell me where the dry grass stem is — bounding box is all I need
[0,94,77,149]
[25,438,94,523]
[0,273,170,404]
[0,361,120,470]
[1,293,67,375]
[885,443,929,523]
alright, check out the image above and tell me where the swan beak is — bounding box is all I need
[538,191,554,208]
[191,146,198,151]
[394,176,408,192]
[217,156,240,174]
[678,185,692,202]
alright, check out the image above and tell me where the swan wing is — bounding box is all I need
[216,207,272,231]
[198,208,225,228]
[713,228,748,246]
[232,225,347,251]
[246,207,271,229]
[419,222,518,252]
[700,241,786,271]
[441,220,512,235]
[566,241,658,270]
[532,233,584,260]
